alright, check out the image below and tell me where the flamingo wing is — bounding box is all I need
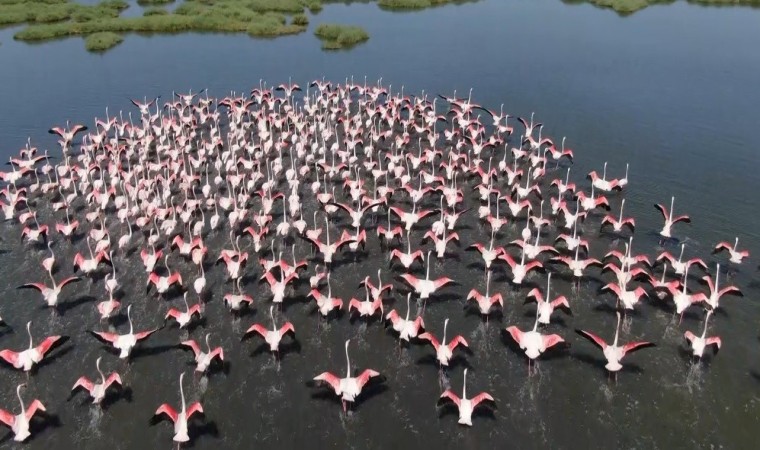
[399,274,421,290]
[470,392,495,408]
[550,295,570,310]
[58,276,81,288]
[187,402,204,419]
[653,203,668,220]
[683,331,697,344]
[105,373,122,388]
[622,341,656,355]
[72,376,94,393]
[439,390,461,407]
[16,283,47,293]
[313,372,341,392]
[719,286,743,297]
[279,322,295,338]
[356,369,380,389]
[673,215,691,224]
[134,327,160,341]
[542,334,565,349]
[705,337,722,350]
[448,335,469,350]
[154,404,179,423]
[35,335,67,357]
[0,408,15,428]
[505,326,523,345]
[180,340,201,357]
[418,332,440,350]
[575,329,608,350]
[0,350,20,367]
[244,324,269,339]
[25,400,45,420]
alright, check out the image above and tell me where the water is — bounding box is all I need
[1,0,759,448]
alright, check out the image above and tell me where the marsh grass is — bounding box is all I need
[376,0,470,9]
[142,6,168,16]
[314,23,368,49]
[292,12,309,25]
[136,0,173,5]
[84,30,122,51]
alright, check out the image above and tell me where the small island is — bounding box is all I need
[2,0,759,52]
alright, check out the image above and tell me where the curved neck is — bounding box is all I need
[613,314,621,346]
[17,385,25,416]
[27,322,33,349]
[127,307,134,335]
[462,369,468,398]
[97,358,105,383]
[179,373,187,413]
[345,341,351,378]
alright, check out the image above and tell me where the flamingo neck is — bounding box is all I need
[17,386,25,416]
[179,374,187,413]
[27,322,33,349]
[345,342,351,378]
[462,370,468,399]
[97,359,105,383]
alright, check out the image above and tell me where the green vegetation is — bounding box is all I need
[314,23,368,49]
[142,6,168,16]
[292,12,309,25]
[4,0,760,52]
[84,30,122,51]
[136,0,173,5]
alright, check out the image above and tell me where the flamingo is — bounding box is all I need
[499,248,542,285]
[348,284,384,319]
[223,278,254,312]
[17,270,80,308]
[0,321,68,372]
[600,199,635,234]
[654,196,690,238]
[701,264,742,310]
[656,243,707,276]
[308,272,343,317]
[713,237,749,264]
[587,162,619,192]
[438,369,494,426]
[575,312,656,378]
[602,282,648,311]
[418,318,469,367]
[312,339,382,413]
[505,311,565,374]
[71,357,122,404]
[0,384,47,442]
[666,266,708,322]
[552,246,601,279]
[466,270,504,318]
[165,293,202,329]
[88,305,160,359]
[179,333,224,373]
[97,290,121,320]
[386,293,425,342]
[243,305,295,355]
[400,251,454,300]
[390,231,425,268]
[147,256,183,296]
[684,310,721,361]
[153,372,204,443]
[525,273,571,324]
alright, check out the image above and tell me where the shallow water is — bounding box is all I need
[1,0,760,448]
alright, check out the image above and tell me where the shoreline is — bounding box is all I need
[3,0,759,53]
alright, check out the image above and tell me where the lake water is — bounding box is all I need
[0,0,759,448]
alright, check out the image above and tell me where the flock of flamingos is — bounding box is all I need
[0,79,751,444]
